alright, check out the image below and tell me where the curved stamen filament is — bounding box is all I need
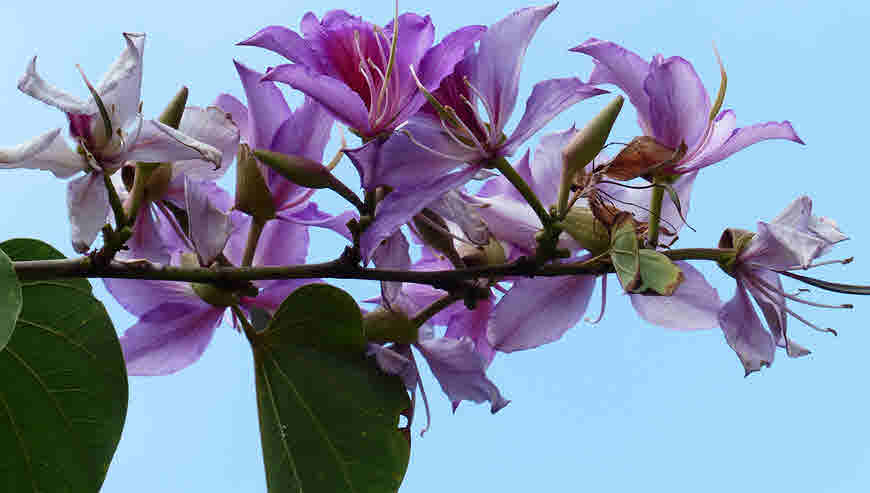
[443,105,485,152]
[459,93,492,145]
[440,111,483,153]
[401,129,474,162]
[463,76,498,143]
[414,210,478,248]
[784,257,854,270]
[585,275,607,324]
[782,305,838,336]
[747,273,853,310]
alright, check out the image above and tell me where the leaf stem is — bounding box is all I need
[241,218,267,268]
[646,178,665,248]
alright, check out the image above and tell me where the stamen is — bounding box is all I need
[747,273,853,310]
[440,115,481,153]
[372,0,399,123]
[417,365,432,436]
[463,76,498,141]
[585,275,607,324]
[444,105,485,151]
[354,31,379,111]
[785,257,854,270]
[155,201,196,251]
[782,305,838,336]
[409,64,461,128]
[401,129,473,161]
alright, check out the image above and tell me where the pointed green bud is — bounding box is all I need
[558,96,624,214]
[254,149,335,189]
[363,308,418,345]
[717,228,754,275]
[556,206,611,255]
[413,209,465,267]
[235,144,276,221]
[159,86,189,129]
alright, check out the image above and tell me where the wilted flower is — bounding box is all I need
[718,196,850,375]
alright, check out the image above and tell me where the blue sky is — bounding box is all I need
[1,1,869,491]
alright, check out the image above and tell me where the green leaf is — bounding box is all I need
[0,247,22,351]
[637,249,685,295]
[0,238,128,492]
[251,284,411,493]
[609,213,641,291]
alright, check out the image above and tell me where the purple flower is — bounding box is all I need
[0,33,223,252]
[366,234,507,418]
[571,38,803,176]
[347,4,605,260]
[107,180,315,375]
[216,61,357,240]
[718,196,849,375]
[461,129,720,351]
[244,10,484,140]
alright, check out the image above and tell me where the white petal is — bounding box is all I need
[0,128,83,178]
[67,172,111,253]
[124,120,222,166]
[172,106,240,181]
[17,56,89,114]
[95,33,145,129]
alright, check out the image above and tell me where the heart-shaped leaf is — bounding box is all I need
[250,283,411,493]
[637,249,685,295]
[0,247,22,351]
[0,238,128,492]
[610,213,640,291]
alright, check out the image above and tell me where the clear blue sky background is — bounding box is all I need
[1,1,868,491]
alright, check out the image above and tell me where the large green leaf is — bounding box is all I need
[0,247,22,351]
[251,283,411,493]
[0,238,128,492]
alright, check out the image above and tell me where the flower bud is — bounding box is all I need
[158,86,189,129]
[142,163,173,203]
[559,96,624,214]
[191,282,240,308]
[254,149,336,189]
[363,308,418,345]
[557,206,610,255]
[235,144,276,221]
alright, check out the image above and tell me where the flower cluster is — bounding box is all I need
[2,3,864,424]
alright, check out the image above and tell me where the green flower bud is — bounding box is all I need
[363,308,418,344]
[191,282,240,308]
[158,86,189,129]
[558,96,624,214]
[235,144,277,221]
[254,149,336,190]
[457,236,506,268]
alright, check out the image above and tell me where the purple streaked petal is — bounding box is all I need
[416,335,508,413]
[503,78,606,156]
[120,205,174,264]
[464,192,540,252]
[67,172,110,253]
[629,261,720,329]
[488,274,596,352]
[0,128,83,178]
[93,33,145,129]
[681,110,804,171]
[597,170,697,235]
[232,61,291,150]
[743,222,826,271]
[395,24,486,125]
[359,166,478,262]
[172,106,240,181]
[120,302,224,375]
[472,3,556,135]
[264,63,370,135]
[445,297,495,366]
[124,120,222,166]
[644,56,710,151]
[185,177,231,265]
[17,56,89,114]
[528,127,578,207]
[427,190,489,245]
[742,267,794,355]
[373,229,411,308]
[570,38,653,133]
[238,25,322,68]
[214,94,250,144]
[718,282,775,375]
[383,13,435,110]
[280,202,357,242]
